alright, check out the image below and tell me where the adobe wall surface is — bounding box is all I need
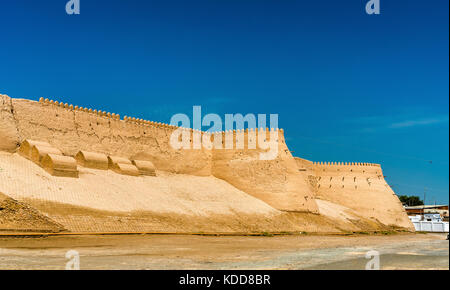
[1,95,317,213]
[0,94,19,152]
[300,161,414,230]
[0,94,414,232]
[212,132,318,213]
[9,97,212,176]
[0,152,344,233]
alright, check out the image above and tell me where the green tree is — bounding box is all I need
[399,195,424,206]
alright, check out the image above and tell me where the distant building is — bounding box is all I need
[404,205,449,221]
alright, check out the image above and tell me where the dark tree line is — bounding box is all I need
[399,195,424,206]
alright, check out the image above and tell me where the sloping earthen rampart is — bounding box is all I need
[0,93,414,232]
[0,94,318,213]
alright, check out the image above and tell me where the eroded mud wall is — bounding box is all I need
[306,161,414,230]
[0,94,20,152]
[212,130,319,213]
[1,95,413,225]
[3,96,319,213]
[9,97,212,176]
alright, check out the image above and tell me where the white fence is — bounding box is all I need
[412,221,449,232]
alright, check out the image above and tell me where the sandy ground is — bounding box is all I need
[0,233,447,270]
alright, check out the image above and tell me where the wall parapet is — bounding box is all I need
[38,97,285,135]
[38,97,178,130]
[312,161,381,167]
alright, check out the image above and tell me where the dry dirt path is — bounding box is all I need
[0,233,447,270]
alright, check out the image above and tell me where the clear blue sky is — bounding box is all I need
[1,0,448,203]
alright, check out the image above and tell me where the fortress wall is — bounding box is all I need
[0,94,20,152]
[9,97,212,176]
[212,130,319,213]
[310,162,414,230]
[294,157,315,171]
[0,95,414,226]
[5,96,317,212]
[2,95,318,213]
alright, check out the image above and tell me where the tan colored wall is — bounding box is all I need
[295,157,315,171]
[9,97,212,176]
[302,161,414,230]
[0,94,19,152]
[0,95,413,227]
[212,131,319,213]
[1,96,318,214]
